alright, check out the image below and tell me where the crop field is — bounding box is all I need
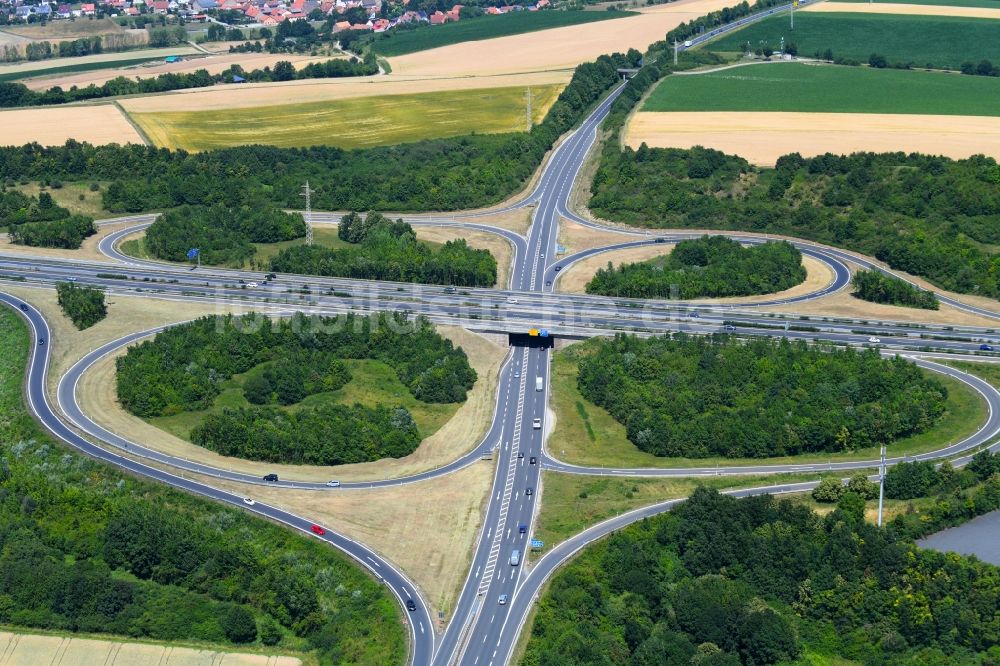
[807,1,1000,17]
[708,12,1000,69]
[837,0,1000,5]
[367,9,635,57]
[0,45,200,78]
[0,55,162,82]
[643,63,1000,115]
[708,11,1000,69]
[0,631,300,666]
[1,17,131,39]
[130,84,563,151]
[0,104,142,146]
[389,0,737,76]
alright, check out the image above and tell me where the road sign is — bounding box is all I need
[530,539,544,549]
[528,328,539,336]
[539,329,549,337]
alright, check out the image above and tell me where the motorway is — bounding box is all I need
[4,36,1000,666]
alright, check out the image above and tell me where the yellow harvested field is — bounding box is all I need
[0,104,142,147]
[212,462,493,621]
[388,0,737,76]
[0,631,299,666]
[118,70,571,112]
[803,1,1000,19]
[625,111,1000,166]
[24,52,331,91]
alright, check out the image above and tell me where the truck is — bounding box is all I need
[535,376,543,391]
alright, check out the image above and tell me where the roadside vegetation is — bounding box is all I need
[521,487,1000,665]
[585,235,805,299]
[708,12,1000,70]
[116,312,476,464]
[269,211,497,287]
[0,56,378,109]
[851,269,940,310]
[1,188,96,248]
[0,51,641,213]
[577,334,948,458]
[358,9,636,57]
[642,62,1000,116]
[55,282,106,330]
[144,204,307,266]
[550,336,983,468]
[0,307,405,664]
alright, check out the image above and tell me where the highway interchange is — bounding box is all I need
[4,39,1000,666]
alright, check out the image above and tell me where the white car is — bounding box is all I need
[243,498,256,506]
[326,480,341,487]
[532,418,541,429]
[507,297,518,304]
[684,40,692,47]
[247,281,258,288]
[868,336,881,344]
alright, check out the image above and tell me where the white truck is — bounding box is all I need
[535,376,543,391]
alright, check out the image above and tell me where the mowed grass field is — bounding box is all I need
[709,12,1000,68]
[643,62,1000,115]
[837,0,1000,7]
[130,83,563,151]
[368,9,635,57]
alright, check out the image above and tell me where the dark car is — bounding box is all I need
[981,344,995,351]
[654,237,666,243]
[529,456,537,465]
[525,487,533,497]
[263,473,278,482]
[265,273,277,280]
[724,325,736,331]
[545,281,552,287]
[18,303,28,312]
[406,599,417,612]
[554,266,562,272]
[517,452,524,459]
[38,338,45,346]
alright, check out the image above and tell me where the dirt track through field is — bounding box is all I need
[0,104,142,146]
[23,52,331,91]
[626,111,1000,165]
[388,0,738,76]
[803,1,1000,19]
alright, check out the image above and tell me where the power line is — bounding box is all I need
[301,181,313,246]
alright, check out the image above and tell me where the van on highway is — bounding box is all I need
[509,549,521,566]
[535,376,543,391]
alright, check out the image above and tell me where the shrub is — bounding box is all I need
[811,477,844,503]
[55,282,106,330]
[884,461,939,499]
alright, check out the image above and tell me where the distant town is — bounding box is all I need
[5,0,550,32]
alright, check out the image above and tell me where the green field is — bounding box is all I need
[549,344,986,470]
[0,56,162,83]
[643,62,1000,115]
[130,84,563,152]
[368,10,635,57]
[150,357,462,444]
[709,12,1000,69]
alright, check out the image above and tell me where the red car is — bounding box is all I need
[310,524,326,536]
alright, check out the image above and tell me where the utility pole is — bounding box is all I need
[877,445,886,527]
[301,181,313,246]
[525,87,532,132]
[791,0,796,29]
[673,39,679,66]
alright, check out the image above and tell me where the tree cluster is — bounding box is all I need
[116,311,476,416]
[576,334,947,458]
[144,204,306,266]
[270,211,497,286]
[7,214,95,249]
[244,355,352,406]
[0,309,405,664]
[0,52,635,214]
[522,487,1000,665]
[666,0,787,45]
[191,402,421,465]
[55,282,107,330]
[851,269,939,310]
[0,56,377,109]
[811,473,879,503]
[591,146,1000,299]
[585,235,806,299]
[0,189,70,227]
